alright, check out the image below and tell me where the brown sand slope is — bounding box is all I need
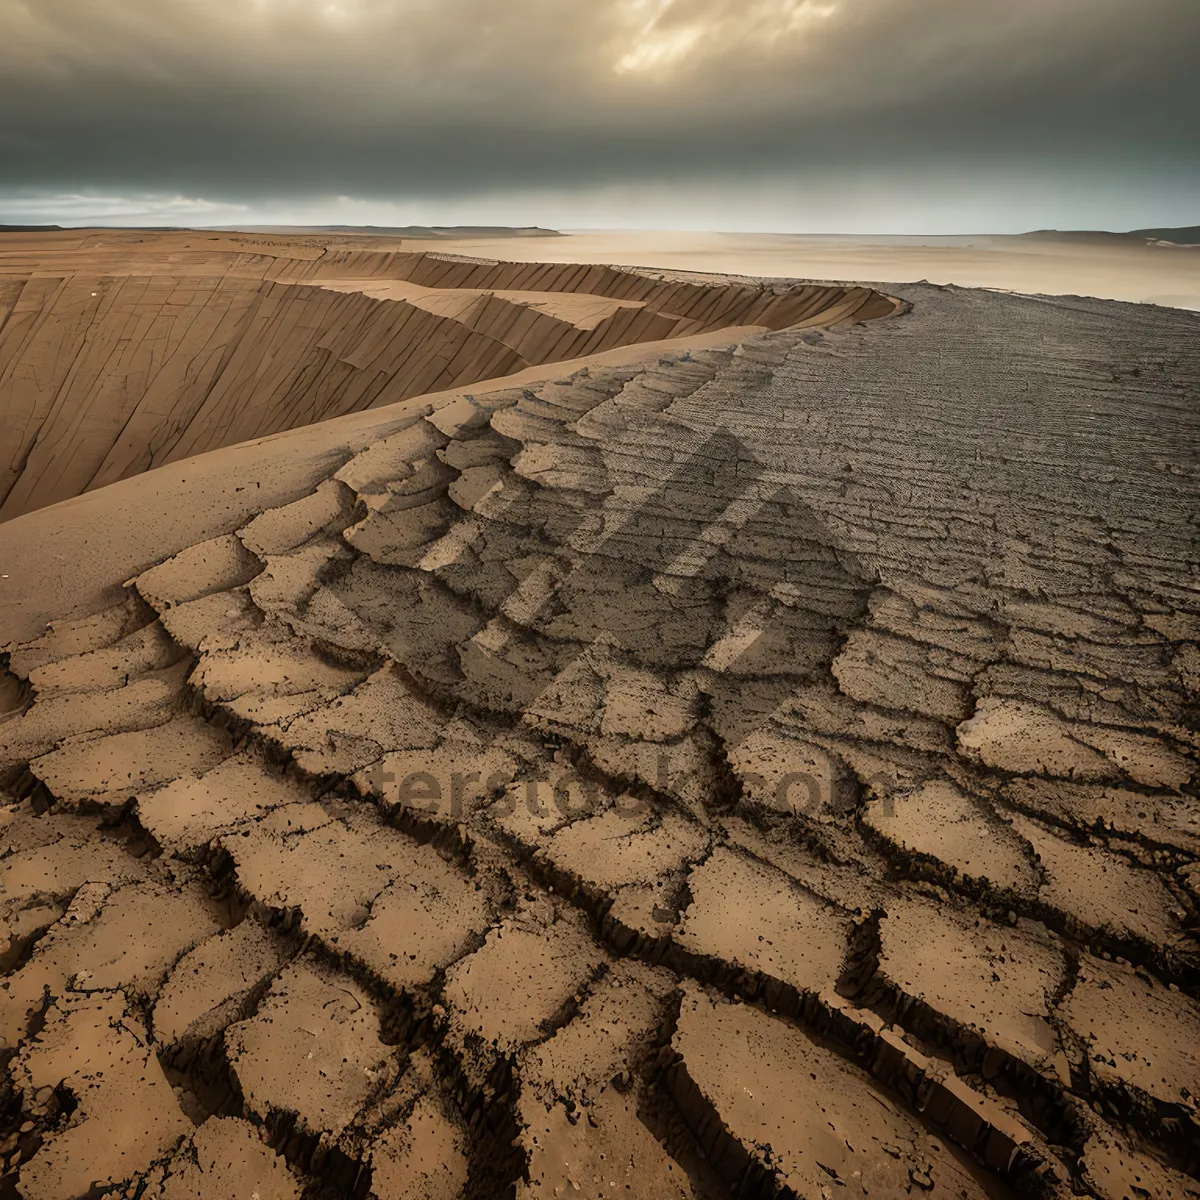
[0,229,894,519]
[0,267,1198,1200]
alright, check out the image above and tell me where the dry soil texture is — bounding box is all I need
[0,235,1197,1200]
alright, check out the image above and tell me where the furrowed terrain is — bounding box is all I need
[0,228,893,519]
[0,235,1198,1200]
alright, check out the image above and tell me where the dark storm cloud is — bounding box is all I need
[0,0,1196,202]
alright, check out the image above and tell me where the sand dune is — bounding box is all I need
[0,230,893,518]
[0,236,1198,1200]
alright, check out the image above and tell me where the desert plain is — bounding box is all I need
[0,224,1196,1200]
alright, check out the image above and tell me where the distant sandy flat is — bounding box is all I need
[431,229,1200,310]
[0,230,1198,1200]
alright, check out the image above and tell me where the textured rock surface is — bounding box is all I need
[0,246,1197,1198]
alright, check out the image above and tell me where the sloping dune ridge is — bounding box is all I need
[0,235,1199,1200]
[0,229,894,519]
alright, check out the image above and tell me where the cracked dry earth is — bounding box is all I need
[0,264,1198,1200]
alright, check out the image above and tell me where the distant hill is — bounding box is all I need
[1131,226,1200,244]
[1022,229,1135,243]
[0,224,65,232]
[1022,226,1199,245]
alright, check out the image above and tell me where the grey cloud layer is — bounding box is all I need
[1,0,1196,199]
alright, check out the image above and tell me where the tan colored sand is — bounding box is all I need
[0,228,895,521]
[429,228,1200,310]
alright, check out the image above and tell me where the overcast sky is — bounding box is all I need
[1,0,1196,232]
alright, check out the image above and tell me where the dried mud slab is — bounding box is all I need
[369,1096,468,1200]
[1,878,222,1045]
[226,958,398,1138]
[1008,811,1187,949]
[442,900,606,1076]
[29,716,232,810]
[223,801,495,994]
[673,844,852,995]
[867,894,1070,1079]
[1001,778,1200,858]
[518,1087,696,1200]
[515,960,693,1198]
[0,809,149,912]
[1061,955,1200,1116]
[13,991,192,1200]
[862,781,1041,898]
[154,921,287,1046]
[670,983,1001,1197]
[136,751,311,857]
[137,1116,303,1200]
[1079,1120,1200,1200]
[0,659,193,777]
[4,597,151,677]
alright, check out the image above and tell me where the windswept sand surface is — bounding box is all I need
[0,228,891,519]
[0,234,1198,1200]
